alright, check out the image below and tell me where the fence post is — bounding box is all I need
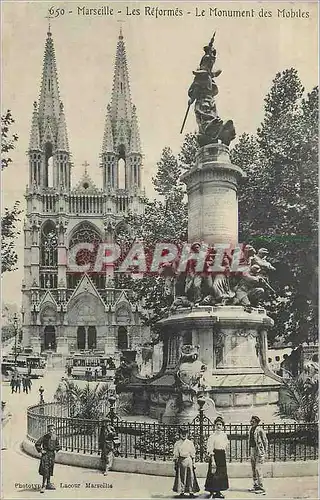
[198,395,206,462]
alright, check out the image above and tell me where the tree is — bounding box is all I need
[232,70,318,345]
[1,110,22,273]
[115,147,188,328]
[1,202,22,273]
[178,132,199,171]
[1,110,18,170]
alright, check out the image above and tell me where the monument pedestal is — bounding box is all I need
[158,306,281,423]
[126,305,281,423]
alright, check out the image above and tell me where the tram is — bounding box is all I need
[1,353,47,379]
[66,352,118,380]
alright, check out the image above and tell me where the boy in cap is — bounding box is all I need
[248,416,268,494]
[35,424,61,493]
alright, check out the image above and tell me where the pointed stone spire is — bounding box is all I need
[57,102,70,151]
[102,105,114,153]
[38,28,61,130]
[101,29,143,192]
[129,105,141,153]
[29,101,41,150]
[28,28,72,190]
[110,29,132,132]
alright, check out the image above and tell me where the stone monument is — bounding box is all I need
[120,34,281,423]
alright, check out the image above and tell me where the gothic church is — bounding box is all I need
[22,27,149,356]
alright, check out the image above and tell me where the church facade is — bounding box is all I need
[21,28,149,356]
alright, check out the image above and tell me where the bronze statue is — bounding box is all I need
[181,34,236,147]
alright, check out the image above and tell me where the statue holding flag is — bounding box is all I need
[181,33,236,147]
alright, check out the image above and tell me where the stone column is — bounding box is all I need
[181,144,245,245]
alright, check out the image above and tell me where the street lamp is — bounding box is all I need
[39,386,45,404]
[108,394,116,425]
[13,313,19,367]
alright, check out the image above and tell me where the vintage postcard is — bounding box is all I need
[1,1,318,499]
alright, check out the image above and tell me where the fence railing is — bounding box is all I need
[26,403,318,463]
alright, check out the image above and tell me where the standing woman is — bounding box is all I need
[173,428,200,498]
[205,416,229,499]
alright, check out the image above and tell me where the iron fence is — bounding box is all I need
[26,403,318,463]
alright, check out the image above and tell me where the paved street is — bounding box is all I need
[1,368,318,500]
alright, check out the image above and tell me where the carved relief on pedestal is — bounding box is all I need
[214,330,224,367]
[222,328,261,369]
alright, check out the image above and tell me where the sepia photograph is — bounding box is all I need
[1,1,318,499]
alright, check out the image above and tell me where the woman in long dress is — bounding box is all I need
[205,417,229,499]
[173,428,200,498]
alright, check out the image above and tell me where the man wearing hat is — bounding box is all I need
[248,416,268,494]
[35,424,61,493]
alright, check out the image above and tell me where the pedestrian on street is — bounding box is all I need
[205,416,229,498]
[27,375,32,393]
[15,374,21,394]
[22,375,27,393]
[248,415,268,495]
[1,401,12,450]
[35,423,61,493]
[172,427,200,498]
[25,375,32,394]
[10,374,16,394]
[98,420,117,475]
[94,368,98,381]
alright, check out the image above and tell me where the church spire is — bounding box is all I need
[110,29,132,129]
[102,105,114,153]
[28,27,71,190]
[101,29,143,191]
[129,105,141,154]
[29,101,41,151]
[38,28,61,129]
[57,102,70,152]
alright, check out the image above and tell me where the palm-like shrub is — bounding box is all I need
[277,376,319,423]
[54,380,110,433]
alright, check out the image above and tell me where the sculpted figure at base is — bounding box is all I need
[176,345,207,399]
[114,356,139,389]
[251,248,276,277]
[233,265,267,307]
[202,253,235,305]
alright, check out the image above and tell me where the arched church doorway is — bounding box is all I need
[44,326,56,351]
[77,326,86,350]
[117,326,128,350]
[88,326,97,350]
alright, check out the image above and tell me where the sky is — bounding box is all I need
[1,0,318,305]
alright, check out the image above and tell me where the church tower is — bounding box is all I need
[22,27,149,359]
[29,28,71,190]
[101,28,144,212]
